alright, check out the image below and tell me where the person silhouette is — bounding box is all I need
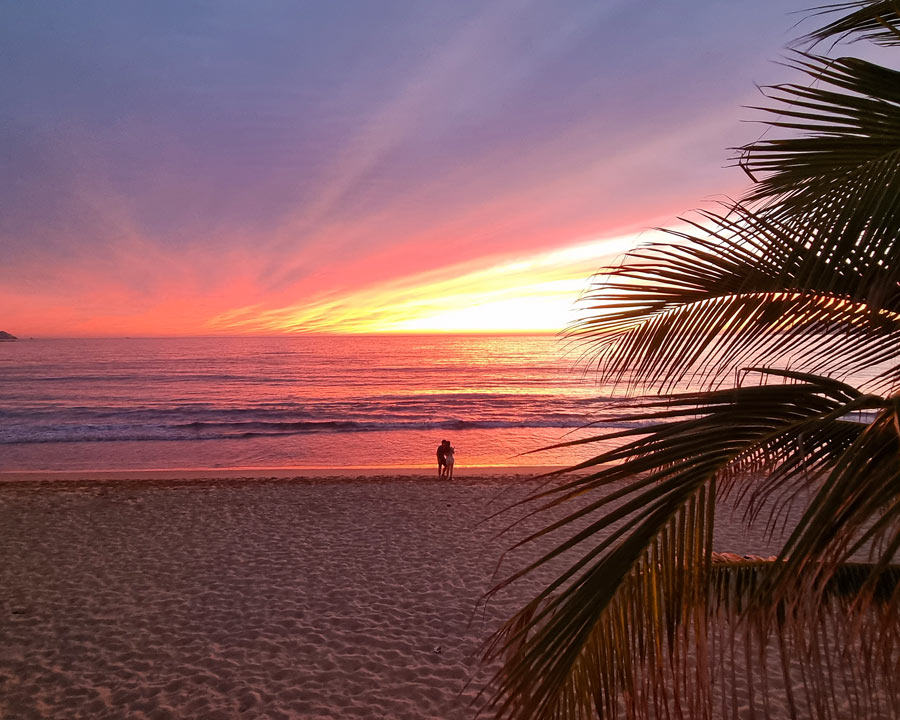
[442,443,455,479]
[436,439,450,478]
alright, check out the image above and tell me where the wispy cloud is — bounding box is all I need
[0,1,825,336]
[206,231,642,334]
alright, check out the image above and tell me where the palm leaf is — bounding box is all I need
[482,373,890,719]
[490,4,900,718]
[801,1,900,47]
[764,395,900,607]
[737,54,900,234]
[573,50,900,392]
[706,557,900,720]
[571,204,900,392]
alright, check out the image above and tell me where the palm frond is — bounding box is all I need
[483,482,717,720]
[764,396,900,607]
[491,5,900,718]
[482,373,888,719]
[801,1,900,47]
[736,54,900,324]
[571,204,900,392]
[737,54,900,228]
[573,51,900,393]
[706,557,900,720]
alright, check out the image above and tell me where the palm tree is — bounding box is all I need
[482,3,900,718]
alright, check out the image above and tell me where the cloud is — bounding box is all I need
[204,230,644,334]
[0,0,829,336]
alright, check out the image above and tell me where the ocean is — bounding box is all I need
[0,335,635,473]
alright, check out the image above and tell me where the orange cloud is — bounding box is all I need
[205,231,642,334]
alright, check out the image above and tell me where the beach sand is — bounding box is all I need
[4,473,893,720]
[0,474,557,720]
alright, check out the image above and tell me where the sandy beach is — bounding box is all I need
[0,473,556,720]
[4,472,891,720]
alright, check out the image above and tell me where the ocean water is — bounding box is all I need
[0,335,634,473]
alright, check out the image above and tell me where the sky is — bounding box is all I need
[1,0,828,336]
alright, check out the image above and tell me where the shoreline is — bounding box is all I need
[0,464,565,484]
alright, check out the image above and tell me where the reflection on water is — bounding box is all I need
[3,335,884,473]
[1,336,622,472]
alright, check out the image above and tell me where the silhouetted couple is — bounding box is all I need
[436,439,455,479]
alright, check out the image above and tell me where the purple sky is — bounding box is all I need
[1,1,830,335]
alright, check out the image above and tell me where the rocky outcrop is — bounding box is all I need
[0,331,18,341]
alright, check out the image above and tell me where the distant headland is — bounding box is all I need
[0,331,18,341]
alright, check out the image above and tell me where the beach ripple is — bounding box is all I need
[0,477,548,720]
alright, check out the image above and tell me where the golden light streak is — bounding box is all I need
[206,232,641,334]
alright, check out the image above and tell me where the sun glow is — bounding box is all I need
[206,232,640,335]
[387,288,579,333]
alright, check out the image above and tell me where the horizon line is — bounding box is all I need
[6,330,564,341]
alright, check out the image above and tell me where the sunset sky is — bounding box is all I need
[2,1,824,337]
